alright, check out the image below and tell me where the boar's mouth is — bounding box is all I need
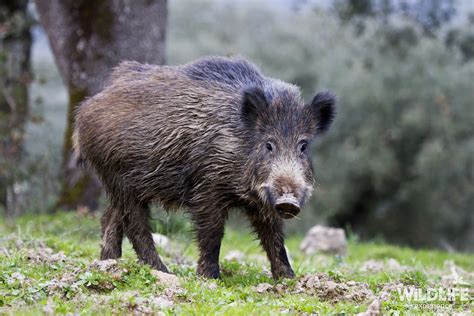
[275,195,300,219]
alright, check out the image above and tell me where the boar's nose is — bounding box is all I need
[275,194,300,219]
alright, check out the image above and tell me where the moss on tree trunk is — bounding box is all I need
[36,0,168,211]
[54,88,101,211]
[0,0,32,217]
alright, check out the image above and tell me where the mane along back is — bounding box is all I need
[183,56,265,89]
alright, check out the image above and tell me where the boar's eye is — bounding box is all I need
[265,142,274,152]
[298,141,308,154]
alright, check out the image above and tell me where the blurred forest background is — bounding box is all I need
[1,0,473,252]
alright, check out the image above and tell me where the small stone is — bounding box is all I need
[274,283,286,294]
[224,250,245,262]
[152,270,180,287]
[356,299,381,316]
[306,275,317,289]
[152,233,170,249]
[91,259,118,272]
[153,296,174,308]
[49,252,67,263]
[360,260,384,272]
[300,225,347,255]
[379,283,403,301]
[326,281,337,294]
[255,282,273,293]
[207,282,218,290]
[360,258,406,273]
[339,283,349,291]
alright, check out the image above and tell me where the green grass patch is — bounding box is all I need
[1,212,472,314]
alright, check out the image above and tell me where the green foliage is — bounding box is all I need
[152,208,193,238]
[446,13,474,61]
[400,270,428,287]
[332,0,457,35]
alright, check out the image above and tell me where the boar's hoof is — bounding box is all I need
[142,259,169,274]
[197,264,220,279]
[272,266,295,280]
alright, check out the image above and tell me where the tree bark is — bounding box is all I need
[0,0,32,217]
[35,0,167,211]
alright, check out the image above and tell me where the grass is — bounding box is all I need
[0,212,472,315]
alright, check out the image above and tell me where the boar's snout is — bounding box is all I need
[275,194,300,219]
[260,159,312,219]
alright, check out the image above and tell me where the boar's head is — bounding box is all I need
[241,86,335,219]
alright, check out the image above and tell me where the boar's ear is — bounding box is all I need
[241,86,268,128]
[306,91,336,134]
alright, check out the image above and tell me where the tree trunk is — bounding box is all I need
[0,0,32,218]
[35,0,167,211]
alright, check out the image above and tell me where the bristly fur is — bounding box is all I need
[74,56,336,279]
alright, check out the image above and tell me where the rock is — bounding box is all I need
[164,286,185,297]
[360,258,405,273]
[151,270,180,287]
[378,283,403,302]
[254,282,273,293]
[356,299,381,316]
[25,247,67,264]
[295,273,375,303]
[206,282,218,290]
[152,233,170,249]
[152,296,174,308]
[387,258,403,271]
[224,250,245,262]
[91,259,118,272]
[325,281,338,295]
[274,283,286,294]
[360,260,384,272]
[117,291,174,313]
[300,225,347,255]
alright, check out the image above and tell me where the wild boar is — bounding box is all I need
[73,56,336,279]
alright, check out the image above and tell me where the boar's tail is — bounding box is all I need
[72,128,85,167]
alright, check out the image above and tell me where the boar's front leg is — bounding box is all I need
[248,213,295,280]
[192,210,227,279]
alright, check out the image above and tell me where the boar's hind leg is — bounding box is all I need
[124,201,169,273]
[100,205,124,259]
[248,214,295,280]
[193,211,227,279]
